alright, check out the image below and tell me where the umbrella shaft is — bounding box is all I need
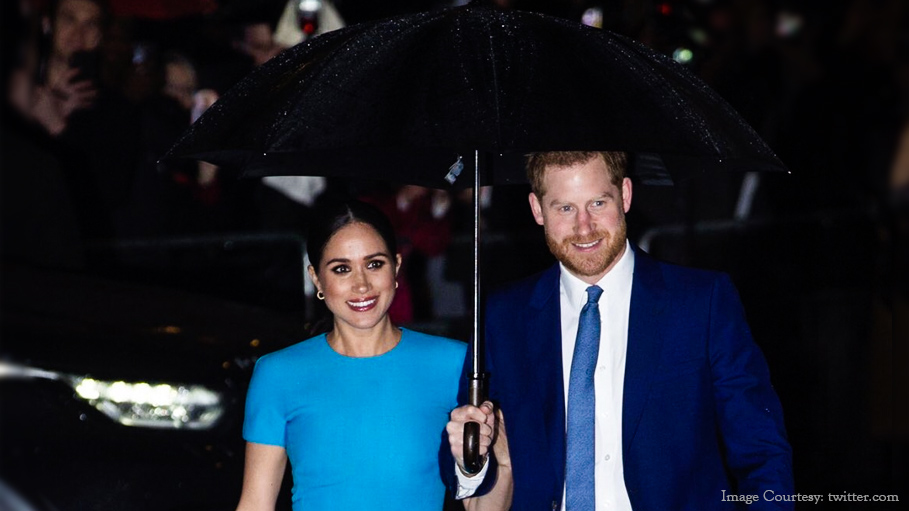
[472,150,483,374]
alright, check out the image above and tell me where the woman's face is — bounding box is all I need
[308,222,401,332]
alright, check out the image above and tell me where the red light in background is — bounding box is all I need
[302,21,316,35]
[659,3,672,16]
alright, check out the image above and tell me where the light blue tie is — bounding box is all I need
[566,285,603,511]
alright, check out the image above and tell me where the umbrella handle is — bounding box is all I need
[463,422,482,474]
[462,374,486,475]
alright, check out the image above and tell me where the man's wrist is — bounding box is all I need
[454,454,491,499]
[456,453,489,477]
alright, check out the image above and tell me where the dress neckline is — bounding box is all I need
[322,328,407,360]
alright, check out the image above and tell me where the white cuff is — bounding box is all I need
[454,456,490,499]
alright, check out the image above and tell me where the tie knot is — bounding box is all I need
[585,285,603,304]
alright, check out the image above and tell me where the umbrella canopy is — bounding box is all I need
[163,1,786,188]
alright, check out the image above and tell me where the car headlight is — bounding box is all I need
[70,377,224,430]
[0,361,225,430]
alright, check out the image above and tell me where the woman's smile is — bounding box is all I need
[346,296,379,312]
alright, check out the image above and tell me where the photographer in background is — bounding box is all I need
[30,0,106,134]
[31,0,140,240]
[2,0,86,270]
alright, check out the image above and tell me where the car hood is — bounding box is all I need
[1,264,307,384]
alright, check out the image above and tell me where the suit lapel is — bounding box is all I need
[623,247,668,455]
[528,264,567,490]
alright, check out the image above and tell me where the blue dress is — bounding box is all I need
[243,328,466,511]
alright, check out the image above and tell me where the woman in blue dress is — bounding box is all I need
[235,199,510,511]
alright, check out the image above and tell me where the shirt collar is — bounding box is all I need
[559,240,635,309]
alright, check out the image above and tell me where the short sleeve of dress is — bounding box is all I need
[242,354,287,447]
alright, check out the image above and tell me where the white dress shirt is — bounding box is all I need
[457,242,635,510]
[558,241,634,510]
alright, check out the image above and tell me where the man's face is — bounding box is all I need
[52,0,103,61]
[528,155,632,284]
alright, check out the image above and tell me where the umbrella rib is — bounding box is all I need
[486,14,503,148]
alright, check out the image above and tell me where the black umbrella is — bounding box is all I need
[163,0,786,472]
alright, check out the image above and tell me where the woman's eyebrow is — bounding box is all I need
[325,253,390,265]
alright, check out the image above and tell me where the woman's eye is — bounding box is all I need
[330,265,350,274]
[367,260,385,270]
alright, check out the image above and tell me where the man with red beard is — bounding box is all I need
[445,151,793,511]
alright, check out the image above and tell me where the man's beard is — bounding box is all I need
[545,218,627,279]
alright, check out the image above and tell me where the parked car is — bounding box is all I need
[1,240,306,510]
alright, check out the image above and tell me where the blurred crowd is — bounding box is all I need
[1,0,907,323]
[1,0,346,249]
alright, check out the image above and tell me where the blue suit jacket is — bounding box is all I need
[450,247,793,510]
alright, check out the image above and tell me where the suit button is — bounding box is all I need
[552,500,559,510]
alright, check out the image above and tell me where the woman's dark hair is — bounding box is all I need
[306,198,398,271]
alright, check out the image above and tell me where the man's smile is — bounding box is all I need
[572,239,602,250]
